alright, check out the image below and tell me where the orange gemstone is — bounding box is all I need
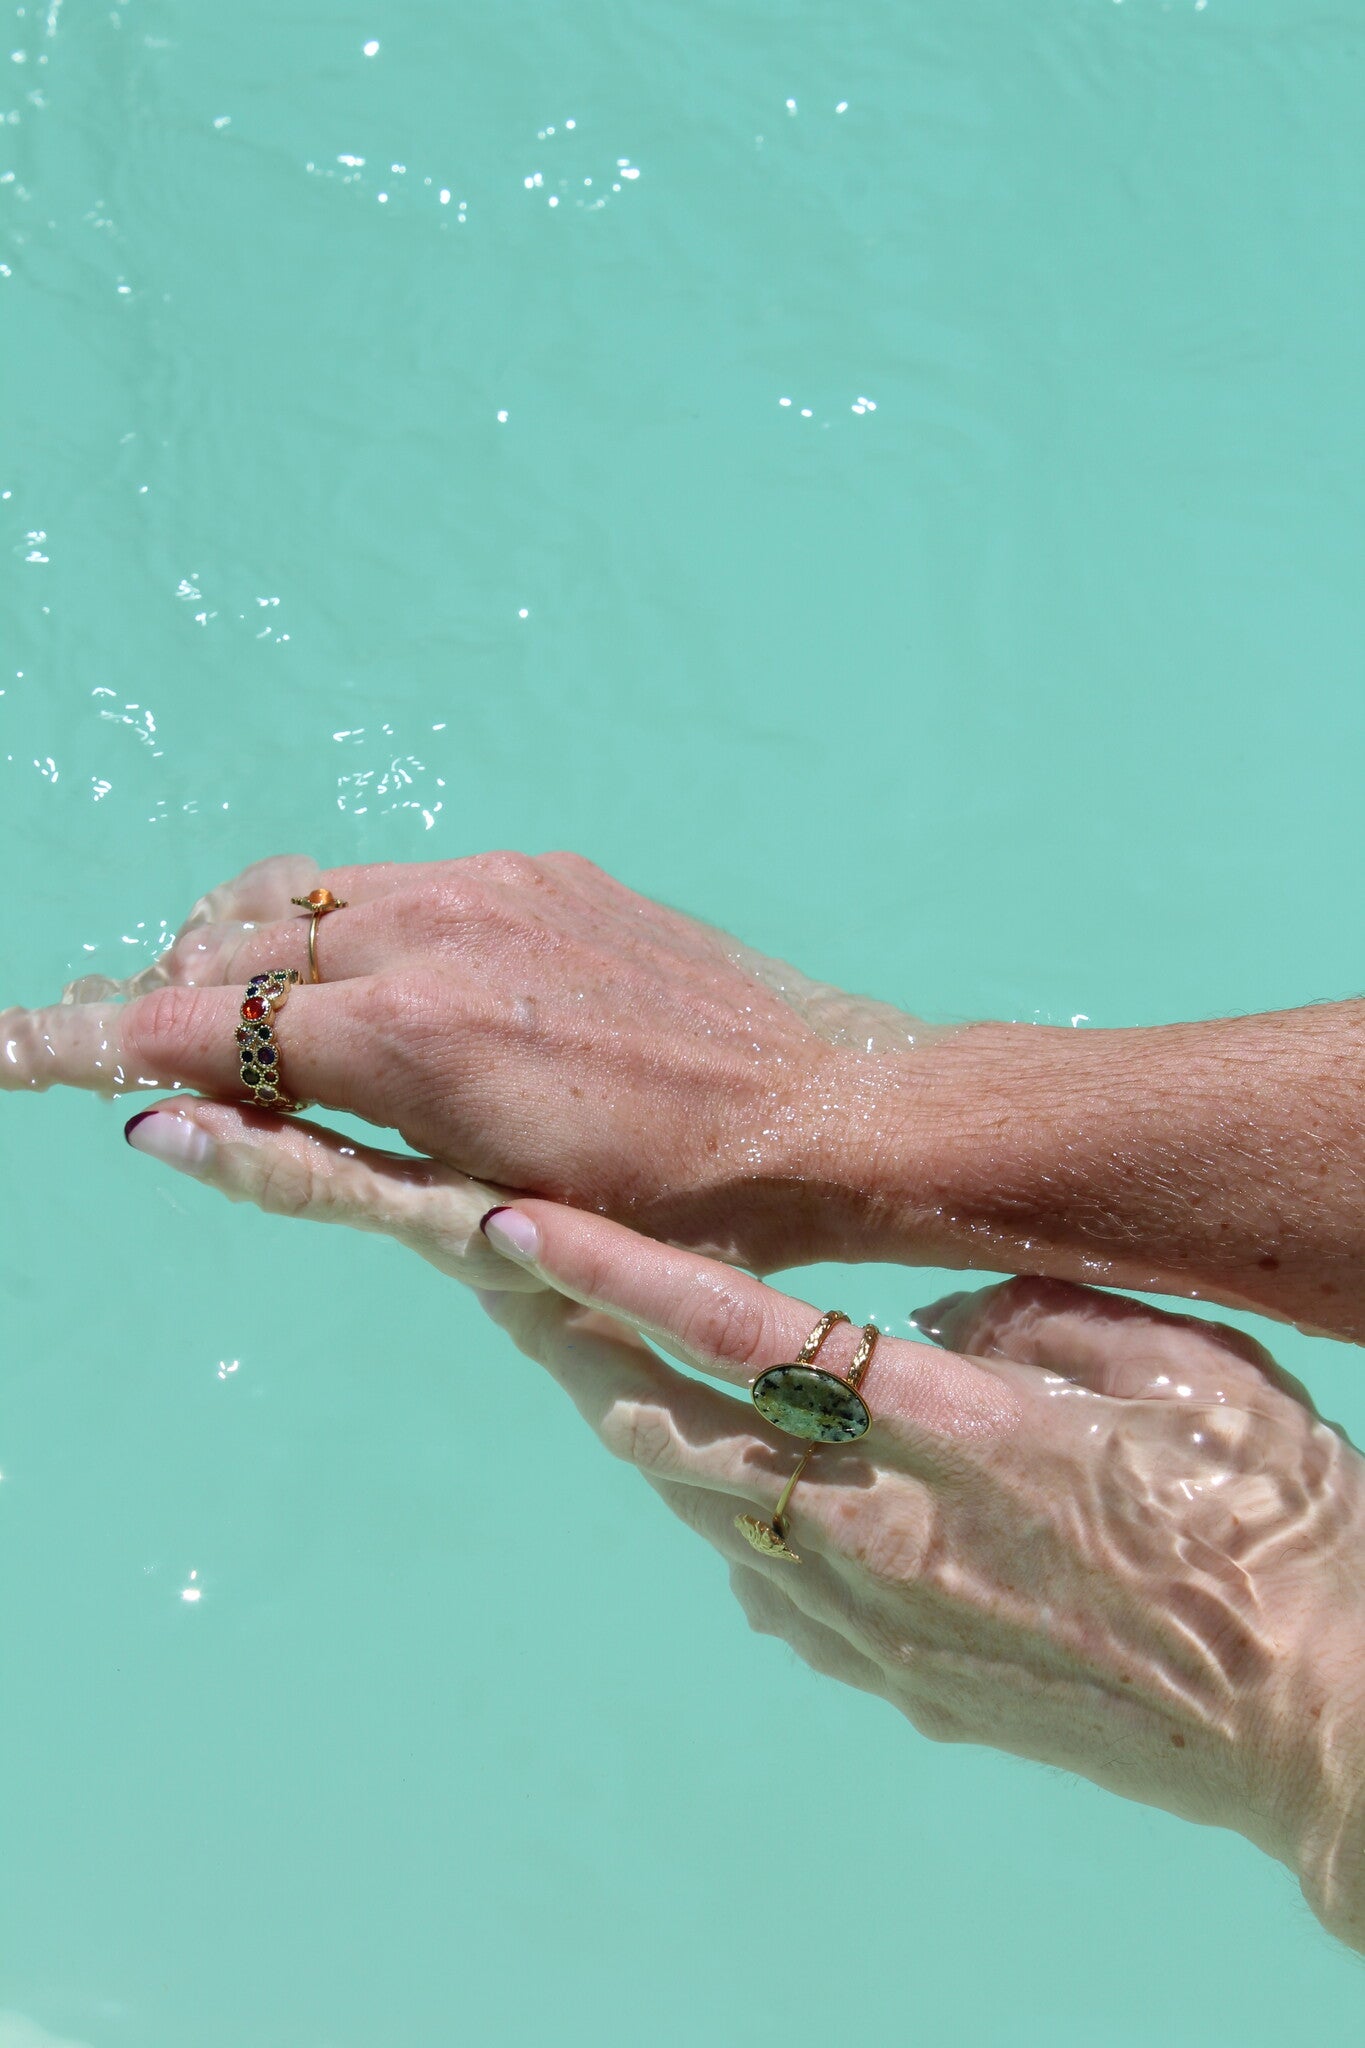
[307,888,334,909]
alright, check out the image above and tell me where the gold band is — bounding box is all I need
[236,969,306,1112]
[290,887,347,985]
[735,1310,879,1564]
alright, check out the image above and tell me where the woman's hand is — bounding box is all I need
[13,850,1365,1335]
[475,1206,1365,1952]
[122,1096,1365,1949]
[3,852,937,1273]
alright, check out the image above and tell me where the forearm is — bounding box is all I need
[815,1003,1365,1343]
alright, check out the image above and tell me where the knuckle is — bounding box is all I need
[836,1479,937,1588]
[463,848,540,889]
[944,1274,1072,1356]
[599,1397,682,1476]
[402,873,485,933]
[163,922,249,987]
[253,1146,316,1220]
[675,1280,774,1373]
[125,982,213,1063]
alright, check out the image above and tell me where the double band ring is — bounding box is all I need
[735,1310,879,1564]
[237,969,306,1112]
[290,887,347,985]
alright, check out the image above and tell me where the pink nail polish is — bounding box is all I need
[480,1206,541,1262]
[125,1110,214,1177]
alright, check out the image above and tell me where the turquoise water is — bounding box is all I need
[3,1,1365,2041]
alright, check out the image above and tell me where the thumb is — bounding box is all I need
[914,1275,1316,1413]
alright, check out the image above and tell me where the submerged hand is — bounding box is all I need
[123,1096,1365,1950]
[476,1208,1365,1951]
[15,851,1365,1337]
[3,852,932,1272]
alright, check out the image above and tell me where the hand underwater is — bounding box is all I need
[2,851,936,1276]
[14,853,1365,1339]
[123,1096,1365,1954]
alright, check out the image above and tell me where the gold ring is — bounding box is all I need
[236,969,307,1112]
[290,887,347,985]
[735,1310,878,1564]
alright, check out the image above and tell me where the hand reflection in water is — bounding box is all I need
[122,1096,1365,1956]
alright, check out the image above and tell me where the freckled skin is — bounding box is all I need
[16,855,1365,1938]
[7,852,1365,1338]
[6,852,1365,1340]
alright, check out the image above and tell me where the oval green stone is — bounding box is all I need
[751,1364,871,1444]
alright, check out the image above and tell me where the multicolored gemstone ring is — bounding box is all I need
[236,969,306,1113]
[735,1310,879,1565]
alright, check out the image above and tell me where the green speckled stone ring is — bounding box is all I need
[735,1310,879,1564]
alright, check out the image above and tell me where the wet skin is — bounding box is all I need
[119,1095,1365,1953]
[6,851,1365,1337]
[12,851,1365,1942]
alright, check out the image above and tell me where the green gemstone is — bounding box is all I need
[751,1364,871,1444]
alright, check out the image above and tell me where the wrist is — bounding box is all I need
[801,1007,1365,1341]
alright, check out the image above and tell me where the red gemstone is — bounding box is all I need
[241,996,267,1021]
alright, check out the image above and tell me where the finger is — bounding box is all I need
[479,1201,1019,1446]
[727,1560,889,1694]
[2,999,132,1095]
[155,894,419,992]
[171,854,409,932]
[484,1284,879,1597]
[180,853,324,930]
[60,855,325,1007]
[478,1288,784,1495]
[146,864,433,992]
[62,858,416,1007]
[2,979,398,1113]
[916,1275,1316,1412]
[647,1477,864,1618]
[122,1097,543,1291]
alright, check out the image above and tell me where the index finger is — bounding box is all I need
[480,1200,1020,1446]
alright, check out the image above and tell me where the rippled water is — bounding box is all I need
[3,3,1364,2043]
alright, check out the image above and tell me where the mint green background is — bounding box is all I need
[3,2,1364,2042]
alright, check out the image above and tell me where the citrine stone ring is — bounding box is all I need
[735,1310,879,1564]
[291,886,347,984]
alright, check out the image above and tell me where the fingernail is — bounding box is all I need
[907,1291,968,1345]
[124,1109,214,1177]
[479,1205,541,1263]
